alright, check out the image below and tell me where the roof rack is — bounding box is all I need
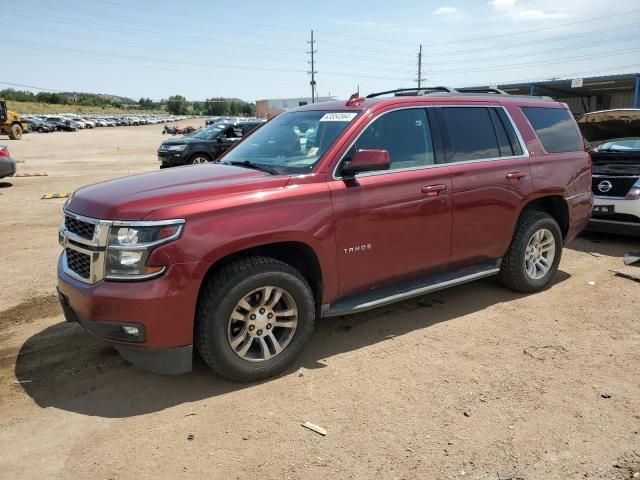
[364,86,556,102]
[365,87,455,98]
[455,87,510,95]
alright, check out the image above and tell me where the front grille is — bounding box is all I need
[592,177,638,197]
[65,248,91,279]
[65,215,95,240]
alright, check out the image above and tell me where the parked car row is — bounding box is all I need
[21,114,195,133]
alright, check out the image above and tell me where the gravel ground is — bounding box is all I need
[0,122,639,480]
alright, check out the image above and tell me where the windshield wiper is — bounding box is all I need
[225,160,280,175]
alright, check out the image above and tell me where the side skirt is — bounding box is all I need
[322,259,501,318]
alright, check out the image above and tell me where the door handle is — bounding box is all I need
[506,172,526,180]
[421,184,447,197]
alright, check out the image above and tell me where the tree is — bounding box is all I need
[242,103,256,116]
[166,95,190,115]
[205,98,229,116]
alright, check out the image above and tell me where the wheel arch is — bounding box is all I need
[197,241,324,316]
[518,195,570,239]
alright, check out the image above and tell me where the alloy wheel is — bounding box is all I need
[524,228,556,280]
[227,286,298,362]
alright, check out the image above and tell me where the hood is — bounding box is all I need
[161,137,190,146]
[161,135,209,146]
[66,164,289,220]
[578,109,640,145]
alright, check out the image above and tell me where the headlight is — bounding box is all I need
[105,220,184,280]
[166,144,187,152]
[627,179,640,200]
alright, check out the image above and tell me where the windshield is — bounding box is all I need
[221,110,358,174]
[595,138,640,152]
[191,124,227,139]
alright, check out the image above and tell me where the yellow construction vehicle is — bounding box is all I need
[0,100,28,140]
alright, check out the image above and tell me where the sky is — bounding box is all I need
[3,0,640,102]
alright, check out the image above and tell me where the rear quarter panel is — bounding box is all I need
[507,104,593,242]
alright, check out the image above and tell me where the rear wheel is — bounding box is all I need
[499,210,562,293]
[9,124,22,140]
[196,256,315,382]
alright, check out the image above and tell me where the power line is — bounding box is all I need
[425,33,640,66]
[427,46,639,75]
[0,81,65,92]
[10,5,640,65]
[426,7,640,46]
[18,0,640,51]
[428,22,640,57]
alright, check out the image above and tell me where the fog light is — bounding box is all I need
[121,326,139,336]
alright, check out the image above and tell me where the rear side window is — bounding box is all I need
[441,107,503,162]
[522,107,583,153]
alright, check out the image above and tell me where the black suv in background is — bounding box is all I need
[158,121,263,168]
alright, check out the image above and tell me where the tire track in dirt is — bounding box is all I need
[0,295,61,328]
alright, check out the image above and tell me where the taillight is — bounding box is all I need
[0,147,9,157]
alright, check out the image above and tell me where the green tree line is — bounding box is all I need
[2,89,256,115]
[0,88,141,108]
[166,95,256,116]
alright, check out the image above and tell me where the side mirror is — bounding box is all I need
[341,149,391,177]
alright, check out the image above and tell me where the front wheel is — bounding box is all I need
[196,256,315,382]
[9,124,22,140]
[499,210,562,293]
[190,154,211,165]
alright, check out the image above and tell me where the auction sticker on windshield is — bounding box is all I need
[319,112,358,122]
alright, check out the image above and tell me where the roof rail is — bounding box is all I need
[364,86,557,101]
[456,87,510,95]
[365,86,455,98]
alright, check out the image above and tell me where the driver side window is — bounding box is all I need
[355,109,434,170]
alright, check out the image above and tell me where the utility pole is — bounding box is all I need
[307,30,317,103]
[417,44,423,89]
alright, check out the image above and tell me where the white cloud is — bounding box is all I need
[489,0,568,20]
[433,6,459,15]
[490,0,517,10]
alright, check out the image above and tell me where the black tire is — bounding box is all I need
[9,124,22,140]
[38,127,44,133]
[196,256,315,382]
[499,210,562,293]
[189,153,211,165]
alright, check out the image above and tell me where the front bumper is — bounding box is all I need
[157,150,189,167]
[586,195,640,236]
[57,255,202,374]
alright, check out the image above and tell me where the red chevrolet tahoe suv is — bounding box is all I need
[57,87,593,381]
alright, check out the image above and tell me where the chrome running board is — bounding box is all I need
[323,260,501,317]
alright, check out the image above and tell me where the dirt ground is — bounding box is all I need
[0,122,639,480]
